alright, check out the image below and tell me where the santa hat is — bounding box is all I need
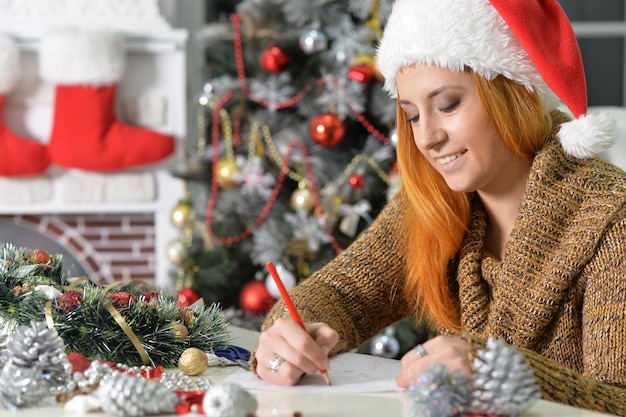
[376,0,616,159]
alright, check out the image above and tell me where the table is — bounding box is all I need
[9,326,617,417]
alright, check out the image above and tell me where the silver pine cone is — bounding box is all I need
[0,321,73,410]
[471,337,541,416]
[95,371,179,417]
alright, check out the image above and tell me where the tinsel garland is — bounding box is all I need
[0,243,231,367]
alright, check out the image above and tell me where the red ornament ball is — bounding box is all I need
[59,290,84,314]
[260,44,290,74]
[348,173,365,189]
[309,113,346,147]
[239,280,275,315]
[178,287,201,307]
[347,63,375,84]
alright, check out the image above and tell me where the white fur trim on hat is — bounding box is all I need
[377,0,548,99]
[558,112,616,159]
[0,33,19,94]
[39,28,125,85]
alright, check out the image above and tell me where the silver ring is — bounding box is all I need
[415,344,428,358]
[269,354,284,374]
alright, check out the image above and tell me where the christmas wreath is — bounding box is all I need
[0,243,230,367]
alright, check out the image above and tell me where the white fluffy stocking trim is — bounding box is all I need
[40,28,125,86]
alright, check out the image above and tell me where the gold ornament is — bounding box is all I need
[170,322,189,342]
[170,200,193,228]
[216,158,240,189]
[178,347,209,376]
[166,240,188,266]
[290,182,314,212]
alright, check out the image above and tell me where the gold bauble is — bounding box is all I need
[170,200,193,228]
[216,158,240,189]
[170,322,189,342]
[178,347,209,376]
[166,240,188,266]
[290,188,315,212]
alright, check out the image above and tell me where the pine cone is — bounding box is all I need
[96,371,178,417]
[471,337,540,415]
[0,321,73,409]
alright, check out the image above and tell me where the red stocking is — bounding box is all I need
[40,29,175,172]
[0,35,50,176]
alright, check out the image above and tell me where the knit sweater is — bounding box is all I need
[257,135,626,415]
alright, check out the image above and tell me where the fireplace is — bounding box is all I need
[0,213,157,285]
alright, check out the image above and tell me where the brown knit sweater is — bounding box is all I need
[256,135,626,415]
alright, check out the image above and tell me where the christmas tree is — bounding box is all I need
[170,0,425,355]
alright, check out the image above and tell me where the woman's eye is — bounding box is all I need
[440,101,459,113]
[407,114,420,123]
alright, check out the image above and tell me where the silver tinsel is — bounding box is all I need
[95,371,179,417]
[471,337,541,416]
[0,321,74,411]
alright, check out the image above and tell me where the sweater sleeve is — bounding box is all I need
[258,193,412,352]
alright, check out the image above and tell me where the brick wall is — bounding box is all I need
[0,213,156,285]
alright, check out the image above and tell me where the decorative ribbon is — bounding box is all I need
[44,301,55,329]
[106,304,152,366]
[338,199,373,237]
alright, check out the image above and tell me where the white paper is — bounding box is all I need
[222,352,403,393]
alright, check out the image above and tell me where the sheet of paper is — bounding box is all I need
[221,352,403,393]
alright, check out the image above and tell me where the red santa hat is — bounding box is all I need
[376,0,617,159]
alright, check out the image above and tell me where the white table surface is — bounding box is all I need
[8,326,617,417]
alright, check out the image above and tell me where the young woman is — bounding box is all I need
[251,0,626,414]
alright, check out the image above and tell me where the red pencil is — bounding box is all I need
[266,261,332,386]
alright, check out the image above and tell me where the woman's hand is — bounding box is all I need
[396,335,472,388]
[254,317,339,386]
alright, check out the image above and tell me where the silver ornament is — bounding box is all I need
[407,364,472,417]
[369,327,400,358]
[470,337,541,415]
[202,383,257,417]
[299,29,328,54]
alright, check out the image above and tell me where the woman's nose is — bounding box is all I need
[415,118,445,150]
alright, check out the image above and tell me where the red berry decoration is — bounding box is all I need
[348,173,365,189]
[239,280,275,315]
[260,44,290,74]
[29,249,51,264]
[178,287,201,307]
[309,113,346,147]
[347,63,375,84]
[107,292,132,309]
[141,291,160,303]
[59,290,84,313]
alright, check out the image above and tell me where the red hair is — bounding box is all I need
[397,71,552,332]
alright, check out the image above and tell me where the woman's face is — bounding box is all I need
[396,64,525,195]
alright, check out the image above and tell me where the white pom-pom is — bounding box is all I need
[558,112,617,159]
